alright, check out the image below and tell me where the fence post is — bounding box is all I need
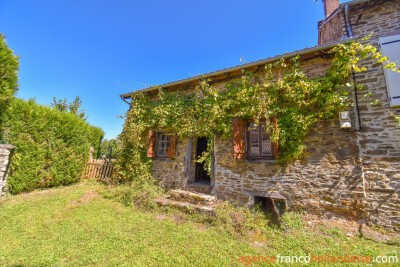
[89,147,94,163]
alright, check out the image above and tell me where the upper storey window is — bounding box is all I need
[380,34,400,107]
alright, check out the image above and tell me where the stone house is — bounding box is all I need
[121,0,400,230]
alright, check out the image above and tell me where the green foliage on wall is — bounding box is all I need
[117,39,400,182]
[1,98,104,194]
[0,34,19,120]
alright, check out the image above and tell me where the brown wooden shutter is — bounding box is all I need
[168,134,177,159]
[272,116,279,160]
[233,118,246,159]
[147,130,156,158]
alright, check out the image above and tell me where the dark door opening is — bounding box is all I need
[195,137,211,183]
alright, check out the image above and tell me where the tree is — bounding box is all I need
[0,33,19,114]
[99,138,121,159]
[51,97,68,112]
[51,96,86,119]
[0,34,19,142]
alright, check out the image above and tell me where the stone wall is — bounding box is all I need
[309,0,400,229]
[152,138,187,189]
[152,137,198,189]
[319,0,400,45]
[351,56,400,230]
[350,0,400,41]
[0,144,15,197]
[348,0,400,231]
[212,119,365,216]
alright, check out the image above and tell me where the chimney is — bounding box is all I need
[323,0,339,18]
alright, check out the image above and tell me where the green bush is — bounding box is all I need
[1,98,104,194]
[0,33,19,140]
[0,33,19,125]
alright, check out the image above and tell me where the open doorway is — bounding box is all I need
[195,137,211,183]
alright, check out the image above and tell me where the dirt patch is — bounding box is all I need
[68,190,99,207]
[302,212,400,243]
[81,190,99,204]
[155,214,168,220]
[155,213,187,224]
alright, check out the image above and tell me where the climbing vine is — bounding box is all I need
[116,38,400,182]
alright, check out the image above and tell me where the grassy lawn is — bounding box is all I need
[0,181,398,266]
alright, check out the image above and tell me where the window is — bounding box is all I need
[247,121,273,159]
[380,34,400,107]
[157,133,171,157]
[147,131,177,159]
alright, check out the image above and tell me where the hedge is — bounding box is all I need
[1,98,104,194]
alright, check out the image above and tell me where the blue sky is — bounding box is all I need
[0,0,335,139]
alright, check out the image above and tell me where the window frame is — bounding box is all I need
[379,34,400,107]
[156,132,171,158]
[246,120,274,160]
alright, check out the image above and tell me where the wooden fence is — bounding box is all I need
[83,159,114,181]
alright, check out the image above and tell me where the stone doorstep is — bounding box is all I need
[155,196,214,215]
[169,189,216,204]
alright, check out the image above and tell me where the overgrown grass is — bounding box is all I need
[0,181,398,266]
